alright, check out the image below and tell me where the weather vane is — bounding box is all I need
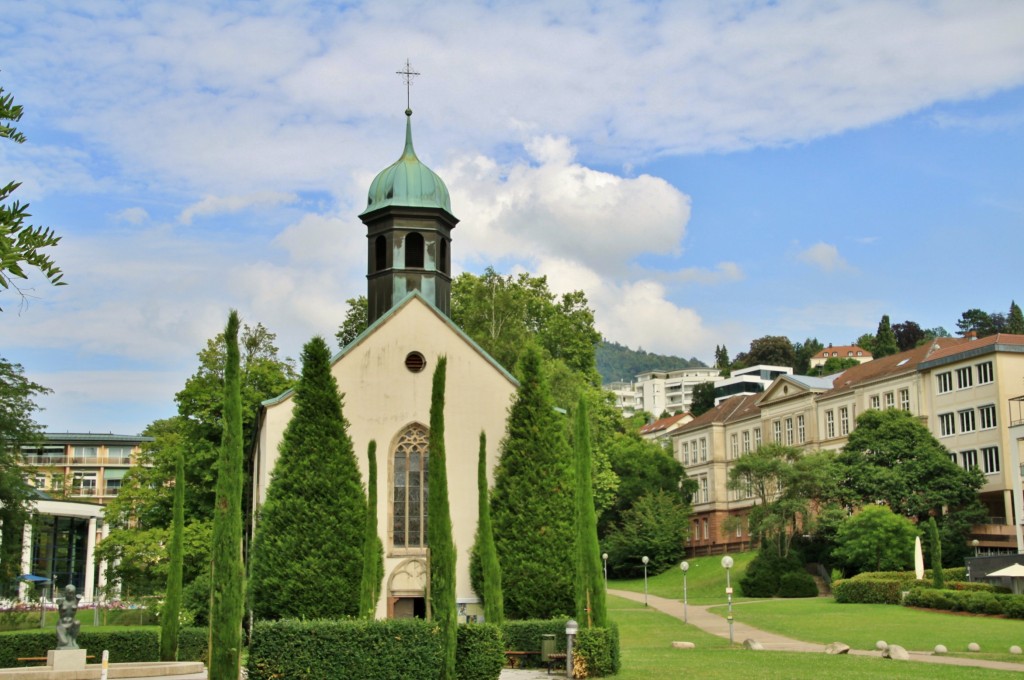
[396,59,420,111]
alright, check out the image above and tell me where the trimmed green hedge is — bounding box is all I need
[575,624,620,677]
[832,578,904,604]
[500,619,618,677]
[0,627,207,667]
[248,619,506,680]
[847,568,966,585]
[904,587,1024,618]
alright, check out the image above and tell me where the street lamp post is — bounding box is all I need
[565,619,579,677]
[972,539,980,557]
[642,556,650,606]
[722,555,734,644]
[680,561,689,624]
[602,553,608,591]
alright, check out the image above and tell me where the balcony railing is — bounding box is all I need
[1010,395,1024,428]
[21,455,134,467]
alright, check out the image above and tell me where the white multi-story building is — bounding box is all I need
[604,367,721,417]
[713,364,792,405]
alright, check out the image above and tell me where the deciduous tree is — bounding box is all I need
[1,83,64,311]
[689,381,715,417]
[832,505,917,574]
[335,296,369,348]
[603,490,689,578]
[249,336,366,620]
[739,335,796,369]
[892,321,926,351]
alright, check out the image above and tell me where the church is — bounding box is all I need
[251,107,518,620]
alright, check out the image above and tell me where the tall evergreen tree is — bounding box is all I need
[476,431,504,624]
[427,357,457,680]
[159,450,185,661]
[209,311,244,680]
[1008,301,1024,335]
[358,440,383,619]
[491,344,576,619]
[873,315,899,359]
[573,397,606,628]
[249,336,366,619]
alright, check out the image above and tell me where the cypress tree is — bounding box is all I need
[160,449,185,661]
[874,315,899,359]
[358,440,383,619]
[1008,300,1024,335]
[573,397,606,628]
[250,336,366,619]
[209,311,244,680]
[927,516,944,589]
[428,356,457,680]
[476,431,504,624]
[491,344,575,619]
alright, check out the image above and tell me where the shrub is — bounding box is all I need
[778,571,819,598]
[247,619,506,680]
[0,628,202,667]
[575,623,620,677]
[832,578,903,604]
[1002,596,1024,619]
[455,625,504,680]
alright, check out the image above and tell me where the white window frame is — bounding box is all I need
[773,420,782,444]
[960,449,978,470]
[959,409,976,433]
[785,418,794,445]
[937,372,953,394]
[825,410,835,439]
[839,407,849,436]
[939,412,956,437]
[956,367,973,390]
[977,361,994,385]
[979,404,997,430]
[982,446,1000,474]
[797,415,805,443]
[899,388,910,411]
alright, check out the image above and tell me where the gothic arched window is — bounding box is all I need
[393,424,429,549]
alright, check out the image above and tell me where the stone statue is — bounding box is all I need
[55,584,82,650]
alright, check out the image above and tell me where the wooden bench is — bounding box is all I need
[17,655,95,665]
[503,650,540,668]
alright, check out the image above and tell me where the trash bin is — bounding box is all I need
[540,633,556,662]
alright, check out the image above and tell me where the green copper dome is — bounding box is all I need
[361,109,451,215]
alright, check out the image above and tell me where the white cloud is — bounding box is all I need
[672,262,744,285]
[114,207,149,224]
[179,192,299,225]
[796,242,853,273]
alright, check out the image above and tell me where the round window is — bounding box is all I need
[405,351,426,373]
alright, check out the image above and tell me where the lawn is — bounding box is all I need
[707,597,1024,662]
[610,552,757,604]
[608,595,1015,679]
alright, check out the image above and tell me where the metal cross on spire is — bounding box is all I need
[396,59,420,111]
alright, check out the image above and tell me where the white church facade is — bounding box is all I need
[252,109,517,620]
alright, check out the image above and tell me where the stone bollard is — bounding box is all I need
[875,640,888,651]
[933,645,947,655]
[882,644,910,661]
[1010,646,1022,655]
[671,641,696,649]
[743,639,764,651]
[968,643,981,652]
[825,642,850,655]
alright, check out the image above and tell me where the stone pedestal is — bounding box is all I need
[47,649,88,670]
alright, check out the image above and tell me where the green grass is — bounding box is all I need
[610,552,757,604]
[705,597,1024,664]
[608,595,1014,679]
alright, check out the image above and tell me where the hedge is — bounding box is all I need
[832,578,904,604]
[0,627,207,667]
[248,619,506,680]
[500,619,619,677]
[847,568,966,585]
[778,571,819,598]
[904,587,1024,618]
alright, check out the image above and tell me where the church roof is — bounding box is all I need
[261,291,518,408]
[360,109,452,216]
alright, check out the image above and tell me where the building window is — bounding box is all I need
[884,392,895,409]
[702,518,709,539]
[700,438,707,463]
[773,420,782,444]
[959,409,976,433]
[825,410,835,439]
[404,232,424,268]
[948,452,958,465]
[754,427,762,448]
[899,389,910,411]
[797,415,805,443]
[392,424,429,549]
[736,521,743,538]
[839,407,849,436]
[105,479,122,496]
[701,476,709,503]
[681,441,690,465]
[74,446,98,463]
[730,434,738,460]
[937,372,953,394]
[939,413,955,436]
[977,361,994,384]
[374,235,387,272]
[785,418,794,445]
[869,395,880,409]
[742,431,751,453]
[439,239,449,274]
[960,449,978,471]
[982,446,1000,474]
[956,367,973,390]
[979,404,997,430]
[73,473,97,496]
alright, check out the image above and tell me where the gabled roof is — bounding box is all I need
[262,290,518,407]
[639,412,691,436]
[757,374,834,407]
[674,393,761,434]
[821,336,967,399]
[917,333,1024,369]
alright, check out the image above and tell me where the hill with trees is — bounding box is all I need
[596,340,706,383]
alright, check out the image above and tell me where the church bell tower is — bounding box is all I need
[359,108,458,325]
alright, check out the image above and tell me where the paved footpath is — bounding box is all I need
[609,589,1024,673]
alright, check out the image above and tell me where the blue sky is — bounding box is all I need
[2,1,1023,434]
